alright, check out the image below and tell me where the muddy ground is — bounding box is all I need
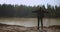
[0,23,60,32]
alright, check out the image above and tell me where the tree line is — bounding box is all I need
[0,4,60,18]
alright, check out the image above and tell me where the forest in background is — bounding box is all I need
[0,4,60,18]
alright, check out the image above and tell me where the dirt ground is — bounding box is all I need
[0,23,60,32]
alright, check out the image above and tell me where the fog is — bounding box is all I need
[0,18,60,27]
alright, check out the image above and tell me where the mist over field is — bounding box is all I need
[0,0,60,32]
[0,2,60,32]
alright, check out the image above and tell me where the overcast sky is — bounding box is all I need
[0,0,60,6]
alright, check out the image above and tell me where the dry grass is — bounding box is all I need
[0,23,60,32]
